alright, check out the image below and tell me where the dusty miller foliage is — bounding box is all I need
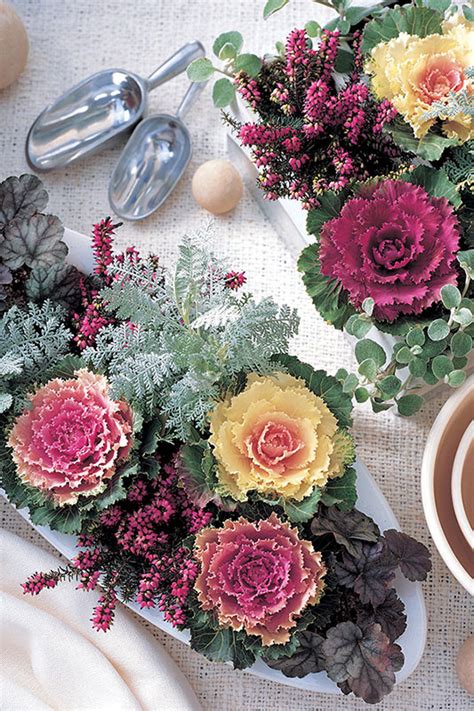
[0,301,72,413]
[84,230,300,438]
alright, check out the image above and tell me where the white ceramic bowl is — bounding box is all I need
[422,376,474,595]
[451,422,474,550]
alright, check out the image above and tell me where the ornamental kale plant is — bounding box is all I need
[299,166,474,415]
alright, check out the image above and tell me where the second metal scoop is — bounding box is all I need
[26,41,204,171]
[109,81,206,220]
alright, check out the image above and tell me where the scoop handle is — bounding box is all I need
[147,40,205,91]
[176,81,208,120]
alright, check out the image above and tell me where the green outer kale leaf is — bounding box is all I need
[272,354,353,428]
[320,466,357,511]
[362,6,442,54]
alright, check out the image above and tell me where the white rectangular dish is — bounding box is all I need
[3,226,427,694]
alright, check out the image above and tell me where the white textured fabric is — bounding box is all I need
[1,1,474,709]
[0,530,202,711]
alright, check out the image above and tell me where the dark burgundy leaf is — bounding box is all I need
[383,529,432,581]
[357,589,407,642]
[335,544,396,607]
[311,506,380,558]
[323,621,400,704]
[266,631,325,677]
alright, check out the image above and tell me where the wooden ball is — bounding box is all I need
[192,159,243,215]
[0,3,28,90]
[457,635,474,695]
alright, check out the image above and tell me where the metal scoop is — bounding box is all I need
[26,41,204,171]
[108,81,206,220]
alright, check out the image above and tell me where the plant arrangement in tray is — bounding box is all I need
[0,174,431,704]
[188,1,474,414]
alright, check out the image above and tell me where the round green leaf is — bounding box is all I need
[343,373,359,394]
[452,308,473,327]
[335,368,349,381]
[355,338,386,368]
[362,297,374,317]
[421,337,448,359]
[452,355,468,370]
[234,53,262,78]
[379,375,402,398]
[352,317,372,339]
[423,369,438,385]
[263,0,289,19]
[427,318,450,342]
[305,20,321,36]
[187,58,215,82]
[397,394,424,416]
[212,31,243,57]
[355,386,370,403]
[432,354,454,380]
[358,358,377,381]
[212,78,236,108]
[218,43,237,61]
[441,284,461,310]
[395,346,413,364]
[406,328,425,347]
[450,331,472,357]
[447,369,466,387]
[338,18,350,34]
[409,357,427,378]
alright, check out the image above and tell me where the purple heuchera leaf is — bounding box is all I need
[267,631,325,678]
[383,529,432,581]
[0,174,48,228]
[357,588,407,643]
[311,506,380,558]
[0,214,67,270]
[323,621,403,704]
[335,542,396,607]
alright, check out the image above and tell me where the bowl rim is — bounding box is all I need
[421,376,474,596]
[451,422,474,550]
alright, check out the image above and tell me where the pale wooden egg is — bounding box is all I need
[457,635,474,695]
[0,3,28,90]
[192,159,243,215]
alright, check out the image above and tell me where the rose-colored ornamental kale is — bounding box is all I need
[319,180,461,321]
[194,513,326,645]
[8,369,133,506]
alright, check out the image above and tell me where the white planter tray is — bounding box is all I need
[3,226,427,694]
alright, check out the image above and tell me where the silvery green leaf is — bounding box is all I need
[0,174,48,229]
[0,392,13,413]
[0,214,67,269]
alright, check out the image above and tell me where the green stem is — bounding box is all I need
[311,0,337,9]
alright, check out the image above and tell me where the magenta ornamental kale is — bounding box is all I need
[319,180,461,321]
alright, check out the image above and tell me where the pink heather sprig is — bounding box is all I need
[313,30,340,83]
[22,451,215,632]
[224,271,247,290]
[91,217,121,284]
[285,29,315,78]
[235,71,262,109]
[91,589,117,632]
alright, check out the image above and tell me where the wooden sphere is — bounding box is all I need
[0,3,28,90]
[457,635,474,695]
[192,159,243,215]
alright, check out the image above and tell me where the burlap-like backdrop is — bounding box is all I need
[1,1,473,708]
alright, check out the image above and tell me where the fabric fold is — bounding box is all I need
[0,529,202,711]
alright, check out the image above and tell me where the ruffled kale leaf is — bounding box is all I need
[0,174,48,228]
[357,589,407,643]
[322,621,403,704]
[382,529,432,582]
[272,354,353,428]
[311,506,380,558]
[1,214,67,270]
[266,631,325,677]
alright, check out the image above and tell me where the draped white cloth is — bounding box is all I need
[0,529,202,711]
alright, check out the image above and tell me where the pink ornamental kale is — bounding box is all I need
[8,369,133,505]
[194,513,326,645]
[319,180,461,321]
